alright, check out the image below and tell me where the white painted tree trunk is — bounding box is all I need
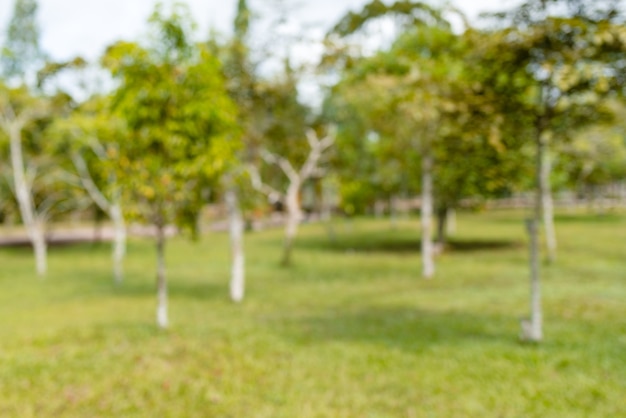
[521,132,546,343]
[523,219,543,342]
[421,149,435,279]
[111,204,126,285]
[9,123,47,277]
[156,225,168,329]
[542,149,557,263]
[225,188,245,303]
[32,221,47,277]
[283,182,301,267]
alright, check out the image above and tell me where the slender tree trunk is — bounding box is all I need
[374,200,385,218]
[523,218,542,342]
[9,123,47,277]
[32,220,47,277]
[111,203,126,285]
[421,148,435,279]
[522,131,545,343]
[156,223,168,329]
[322,181,336,242]
[389,195,398,229]
[282,182,301,267]
[435,206,448,253]
[542,149,557,263]
[225,188,245,303]
[446,208,457,236]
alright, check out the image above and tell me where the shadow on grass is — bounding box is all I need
[111,279,224,302]
[447,239,523,252]
[554,213,625,224]
[298,235,521,254]
[276,307,514,351]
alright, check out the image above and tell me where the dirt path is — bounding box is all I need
[0,224,177,247]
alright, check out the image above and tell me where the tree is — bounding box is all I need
[0,85,47,274]
[0,0,45,83]
[0,84,78,276]
[483,0,626,341]
[102,4,239,328]
[488,0,626,263]
[328,19,508,278]
[219,0,253,303]
[250,127,335,266]
[49,95,128,284]
[325,1,473,278]
[0,0,51,276]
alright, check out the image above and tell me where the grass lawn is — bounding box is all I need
[0,210,625,417]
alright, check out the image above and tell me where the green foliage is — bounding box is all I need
[234,0,251,41]
[327,23,530,214]
[557,102,626,190]
[329,0,448,38]
[1,211,625,416]
[46,94,125,206]
[483,1,626,142]
[0,82,83,221]
[101,5,239,231]
[0,0,45,82]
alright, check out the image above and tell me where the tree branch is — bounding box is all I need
[247,163,282,203]
[300,127,336,180]
[71,152,113,213]
[260,148,299,183]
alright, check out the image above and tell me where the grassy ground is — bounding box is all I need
[0,210,624,417]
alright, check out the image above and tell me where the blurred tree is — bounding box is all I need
[250,125,335,266]
[0,0,45,84]
[0,83,77,276]
[102,3,239,328]
[49,94,128,284]
[324,1,469,278]
[488,0,626,263]
[485,0,626,341]
[325,9,525,277]
[219,0,253,303]
[557,101,626,206]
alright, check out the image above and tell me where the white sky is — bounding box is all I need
[0,0,519,62]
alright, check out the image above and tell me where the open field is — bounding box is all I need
[0,210,625,417]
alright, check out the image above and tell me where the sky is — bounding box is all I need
[0,0,520,62]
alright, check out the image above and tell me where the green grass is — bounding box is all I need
[0,210,625,417]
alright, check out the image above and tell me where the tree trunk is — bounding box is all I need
[322,184,336,242]
[389,195,398,229]
[32,221,47,277]
[433,206,449,255]
[542,149,557,263]
[446,208,457,236]
[111,203,126,285]
[225,188,245,303]
[155,224,168,329]
[421,148,435,279]
[523,219,542,342]
[521,131,545,343]
[435,206,448,250]
[282,182,301,267]
[9,123,46,277]
[374,200,385,218]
